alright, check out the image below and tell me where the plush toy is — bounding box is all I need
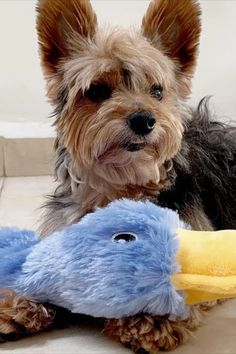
[1,198,236,322]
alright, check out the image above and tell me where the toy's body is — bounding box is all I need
[0,200,185,319]
[0,199,235,320]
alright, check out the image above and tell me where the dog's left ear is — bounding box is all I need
[142,0,201,92]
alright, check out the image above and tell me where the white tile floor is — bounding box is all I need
[1,176,236,354]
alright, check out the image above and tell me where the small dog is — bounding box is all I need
[1,0,235,352]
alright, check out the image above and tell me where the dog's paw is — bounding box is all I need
[105,305,207,354]
[0,290,55,341]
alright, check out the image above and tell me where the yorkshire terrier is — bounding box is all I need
[1,0,235,352]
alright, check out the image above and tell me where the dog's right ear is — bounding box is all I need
[36,0,97,76]
[142,0,201,95]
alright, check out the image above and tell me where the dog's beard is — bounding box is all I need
[85,120,183,188]
[85,139,174,189]
[89,149,161,189]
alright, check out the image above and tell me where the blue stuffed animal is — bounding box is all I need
[0,199,187,319]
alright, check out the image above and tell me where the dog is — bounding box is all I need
[0,0,235,352]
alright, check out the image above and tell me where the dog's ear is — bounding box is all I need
[36,0,97,75]
[142,0,201,79]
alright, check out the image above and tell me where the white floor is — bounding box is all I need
[1,176,236,354]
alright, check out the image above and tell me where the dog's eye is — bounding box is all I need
[151,84,163,101]
[112,232,138,244]
[85,84,112,102]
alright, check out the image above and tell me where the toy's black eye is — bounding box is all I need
[112,232,138,244]
[85,83,112,102]
[151,84,163,101]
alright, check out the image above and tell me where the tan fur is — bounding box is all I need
[105,305,205,353]
[53,25,184,204]
[0,290,54,337]
[105,301,220,353]
[182,202,214,231]
[36,0,200,204]
[0,0,214,351]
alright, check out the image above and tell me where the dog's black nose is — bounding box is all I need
[127,112,156,136]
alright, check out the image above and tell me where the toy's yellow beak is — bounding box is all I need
[172,229,236,304]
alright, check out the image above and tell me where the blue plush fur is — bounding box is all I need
[0,199,188,319]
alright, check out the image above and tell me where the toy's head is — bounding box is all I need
[36,0,201,189]
[21,199,187,319]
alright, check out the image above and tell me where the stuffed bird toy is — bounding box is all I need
[0,199,236,320]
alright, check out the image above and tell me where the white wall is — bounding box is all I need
[0,0,235,129]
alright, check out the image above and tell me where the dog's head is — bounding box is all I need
[37,0,201,187]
